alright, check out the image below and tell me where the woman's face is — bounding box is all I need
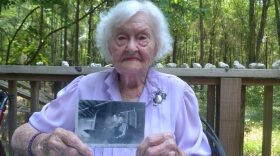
[108,13,157,75]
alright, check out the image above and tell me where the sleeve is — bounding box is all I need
[175,84,212,156]
[29,76,84,132]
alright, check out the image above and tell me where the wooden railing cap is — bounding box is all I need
[0,65,279,78]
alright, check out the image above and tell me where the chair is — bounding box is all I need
[201,118,226,156]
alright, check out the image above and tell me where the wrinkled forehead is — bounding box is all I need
[109,12,156,39]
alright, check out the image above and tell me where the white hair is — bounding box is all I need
[95,0,173,63]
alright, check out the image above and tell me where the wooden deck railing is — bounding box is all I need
[0,65,280,156]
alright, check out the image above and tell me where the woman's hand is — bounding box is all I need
[33,128,92,156]
[136,133,185,156]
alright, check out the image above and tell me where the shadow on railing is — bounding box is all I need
[0,65,279,156]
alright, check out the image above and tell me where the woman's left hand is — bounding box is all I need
[136,132,185,156]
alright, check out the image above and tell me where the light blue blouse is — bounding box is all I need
[29,68,211,156]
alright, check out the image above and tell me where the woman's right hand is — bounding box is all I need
[33,128,92,156]
[136,133,185,156]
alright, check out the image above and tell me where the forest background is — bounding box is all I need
[0,0,280,155]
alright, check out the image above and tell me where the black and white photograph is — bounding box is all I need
[75,100,145,148]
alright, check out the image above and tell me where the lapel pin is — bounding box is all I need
[153,90,167,106]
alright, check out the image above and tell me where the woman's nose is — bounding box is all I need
[126,38,138,51]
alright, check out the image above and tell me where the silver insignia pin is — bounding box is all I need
[153,90,167,106]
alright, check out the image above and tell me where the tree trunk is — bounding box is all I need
[248,0,256,64]
[199,0,205,66]
[274,0,280,54]
[69,29,74,65]
[208,0,221,64]
[39,6,44,49]
[191,30,196,64]
[0,34,3,60]
[208,28,215,64]
[172,34,177,63]
[51,6,56,65]
[184,34,188,63]
[63,4,68,62]
[265,38,268,67]
[74,0,80,66]
[87,5,93,65]
[256,0,270,62]
[223,31,228,63]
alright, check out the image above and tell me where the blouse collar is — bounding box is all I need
[104,68,122,101]
[104,67,164,106]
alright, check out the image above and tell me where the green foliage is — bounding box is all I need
[193,85,280,155]
[244,127,263,156]
[244,125,280,155]
[272,87,280,130]
[9,38,37,64]
[244,86,280,155]
[272,131,280,154]
[246,86,264,107]
[0,0,279,66]
[0,0,16,13]
[31,0,65,7]
[244,86,264,133]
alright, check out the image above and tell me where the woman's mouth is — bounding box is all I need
[124,57,139,61]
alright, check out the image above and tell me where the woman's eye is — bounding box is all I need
[115,35,127,45]
[117,35,126,40]
[138,35,148,40]
[138,35,149,46]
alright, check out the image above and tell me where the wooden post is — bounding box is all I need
[53,81,64,98]
[219,78,242,156]
[207,85,216,128]
[240,86,246,154]
[30,81,40,113]
[215,85,220,135]
[8,80,17,156]
[262,86,273,156]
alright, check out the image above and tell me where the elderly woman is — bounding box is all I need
[11,0,211,156]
